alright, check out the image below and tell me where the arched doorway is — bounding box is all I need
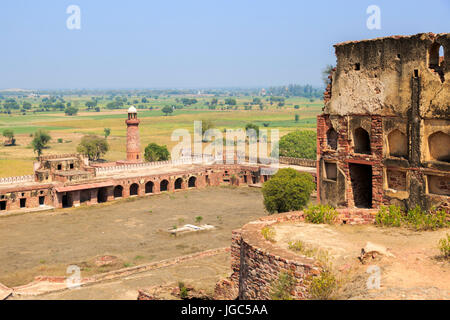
[188,176,196,188]
[145,181,154,194]
[97,187,108,203]
[113,185,123,198]
[130,183,139,196]
[354,127,371,154]
[174,178,183,190]
[160,179,169,192]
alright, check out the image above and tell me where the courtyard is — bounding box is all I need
[0,186,265,288]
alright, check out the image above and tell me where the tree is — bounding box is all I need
[161,106,173,116]
[322,64,335,87]
[278,130,316,159]
[65,106,78,116]
[2,129,15,146]
[104,128,111,139]
[76,135,109,161]
[31,130,51,157]
[295,114,299,122]
[85,100,97,109]
[245,123,260,137]
[262,168,315,214]
[144,143,170,162]
[225,98,236,106]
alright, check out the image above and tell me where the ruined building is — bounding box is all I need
[317,32,449,210]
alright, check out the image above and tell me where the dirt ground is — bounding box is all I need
[11,252,231,300]
[274,222,450,300]
[0,186,265,287]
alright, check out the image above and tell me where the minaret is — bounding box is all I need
[125,106,141,161]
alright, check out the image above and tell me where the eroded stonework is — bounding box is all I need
[318,33,449,211]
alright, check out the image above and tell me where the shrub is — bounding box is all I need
[304,204,338,224]
[438,234,450,259]
[262,168,315,214]
[261,226,276,242]
[375,205,449,231]
[178,282,188,299]
[288,240,317,258]
[308,270,338,300]
[270,271,295,300]
[57,138,63,143]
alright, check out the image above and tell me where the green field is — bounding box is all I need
[0,94,322,177]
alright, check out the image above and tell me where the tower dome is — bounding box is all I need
[128,106,137,113]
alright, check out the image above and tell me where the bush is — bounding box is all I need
[64,106,78,116]
[262,168,315,214]
[270,271,295,300]
[288,240,317,258]
[278,130,316,159]
[308,270,338,300]
[375,205,449,231]
[144,143,170,162]
[304,204,338,224]
[178,282,188,299]
[439,234,450,259]
[261,226,276,242]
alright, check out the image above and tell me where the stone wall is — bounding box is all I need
[221,208,377,300]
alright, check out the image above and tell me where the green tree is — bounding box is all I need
[31,130,51,157]
[245,123,260,137]
[262,168,315,214]
[104,128,111,139]
[295,114,299,122]
[161,106,173,116]
[322,64,335,87]
[76,135,109,161]
[144,143,170,162]
[2,129,15,146]
[64,106,78,116]
[278,130,316,159]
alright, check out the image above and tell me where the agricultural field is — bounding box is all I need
[0,93,323,177]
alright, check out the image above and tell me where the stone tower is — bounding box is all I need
[125,106,141,161]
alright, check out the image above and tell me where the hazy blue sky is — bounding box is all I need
[0,0,449,89]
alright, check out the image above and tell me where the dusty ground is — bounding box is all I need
[0,186,265,287]
[274,222,450,300]
[11,252,230,300]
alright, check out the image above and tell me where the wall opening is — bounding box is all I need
[354,63,361,71]
[206,175,210,186]
[349,163,373,208]
[69,163,74,169]
[326,128,338,150]
[62,193,72,208]
[428,131,450,162]
[160,180,169,192]
[129,183,139,196]
[387,169,407,191]
[324,162,337,181]
[354,127,371,154]
[243,175,247,183]
[39,196,45,206]
[113,185,123,198]
[252,176,257,184]
[388,129,408,158]
[97,187,108,203]
[174,178,183,190]
[0,200,6,210]
[188,176,196,188]
[57,164,62,170]
[145,181,154,194]
[427,175,450,196]
[429,43,445,83]
[80,190,91,203]
[20,198,26,208]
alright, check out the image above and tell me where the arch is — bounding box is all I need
[429,43,445,82]
[174,177,183,190]
[428,131,450,162]
[354,127,371,154]
[97,187,108,203]
[129,183,139,196]
[188,176,196,188]
[160,179,169,192]
[145,181,154,194]
[388,129,408,158]
[113,185,123,198]
[326,128,338,150]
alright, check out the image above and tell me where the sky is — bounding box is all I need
[0,0,449,89]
